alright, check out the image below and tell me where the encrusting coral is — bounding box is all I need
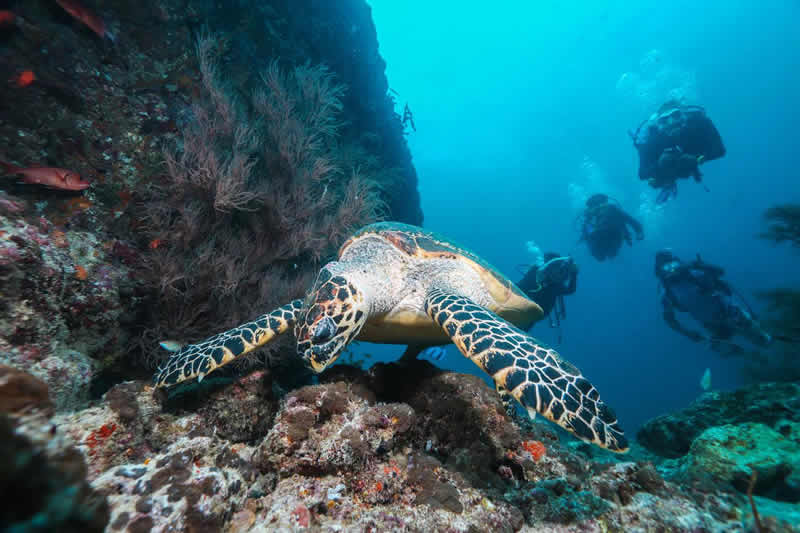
[38,360,775,532]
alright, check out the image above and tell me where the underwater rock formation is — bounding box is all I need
[0,364,53,415]
[53,369,278,480]
[39,361,771,531]
[0,368,109,532]
[636,382,800,529]
[0,202,138,411]
[637,381,800,458]
[686,422,800,502]
[277,0,423,226]
[0,0,422,396]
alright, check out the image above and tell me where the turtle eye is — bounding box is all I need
[311,317,336,344]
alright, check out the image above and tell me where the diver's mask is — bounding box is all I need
[658,260,682,280]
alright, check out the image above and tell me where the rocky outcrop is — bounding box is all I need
[686,422,800,502]
[637,382,800,457]
[35,362,762,531]
[0,370,109,532]
[0,0,422,402]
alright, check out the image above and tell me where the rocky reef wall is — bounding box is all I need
[0,0,422,401]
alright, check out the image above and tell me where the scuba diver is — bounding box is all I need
[630,100,726,203]
[517,252,578,332]
[579,194,644,261]
[654,250,772,355]
[402,103,416,133]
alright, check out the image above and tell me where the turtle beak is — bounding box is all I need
[308,358,326,373]
[305,337,341,373]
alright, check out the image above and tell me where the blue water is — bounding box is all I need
[353,0,800,433]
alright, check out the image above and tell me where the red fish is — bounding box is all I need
[0,10,15,26]
[12,70,36,88]
[54,0,110,40]
[0,161,90,191]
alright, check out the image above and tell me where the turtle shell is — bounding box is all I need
[339,222,543,338]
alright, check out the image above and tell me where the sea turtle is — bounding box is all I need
[154,222,628,452]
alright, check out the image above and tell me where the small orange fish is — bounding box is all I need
[51,230,69,248]
[0,161,90,191]
[12,70,35,88]
[55,0,111,41]
[148,238,165,250]
[0,10,15,26]
[74,265,88,280]
[63,196,93,216]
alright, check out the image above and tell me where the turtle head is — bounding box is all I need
[295,265,369,373]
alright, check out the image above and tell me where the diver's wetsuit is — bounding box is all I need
[632,103,726,200]
[657,255,771,351]
[582,203,644,261]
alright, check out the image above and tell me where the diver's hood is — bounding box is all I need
[586,193,608,208]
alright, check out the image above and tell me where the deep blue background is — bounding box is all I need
[357,0,800,432]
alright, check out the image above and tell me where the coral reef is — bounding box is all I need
[636,381,800,531]
[686,423,800,501]
[637,381,800,458]
[94,435,266,532]
[37,361,777,531]
[0,0,422,398]
[0,199,139,410]
[0,364,53,415]
[2,1,797,531]
[53,369,278,479]
[0,368,109,532]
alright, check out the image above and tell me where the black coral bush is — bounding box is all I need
[759,204,800,248]
[139,35,387,367]
[747,203,800,382]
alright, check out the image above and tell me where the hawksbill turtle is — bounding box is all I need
[154,222,628,452]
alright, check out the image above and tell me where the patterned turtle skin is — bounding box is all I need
[154,222,628,452]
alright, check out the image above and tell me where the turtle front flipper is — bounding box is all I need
[153,299,304,388]
[424,288,628,452]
